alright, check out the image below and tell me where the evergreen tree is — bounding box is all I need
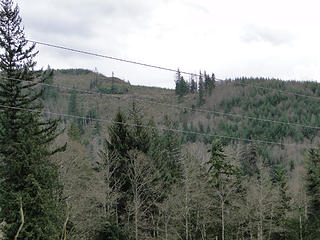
[104,106,155,224]
[175,68,181,96]
[0,1,64,239]
[68,88,78,116]
[305,147,320,238]
[68,121,81,141]
[208,139,236,179]
[190,74,197,94]
[179,76,189,97]
[241,141,259,177]
[198,71,205,105]
[150,115,181,188]
[204,71,209,92]
[207,139,239,240]
[175,69,189,98]
[104,109,132,224]
[202,70,215,96]
[41,67,58,102]
[208,73,215,96]
[128,102,151,153]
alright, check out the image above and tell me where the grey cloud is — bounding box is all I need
[23,15,94,39]
[242,25,294,46]
[19,0,162,60]
[21,0,158,39]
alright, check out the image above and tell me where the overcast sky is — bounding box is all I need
[18,0,320,88]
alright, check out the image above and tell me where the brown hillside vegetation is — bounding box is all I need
[39,69,320,239]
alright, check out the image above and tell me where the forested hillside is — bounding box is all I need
[1,1,320,240]
[37,68,320,239]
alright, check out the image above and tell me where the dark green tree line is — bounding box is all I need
[174,69,215,102]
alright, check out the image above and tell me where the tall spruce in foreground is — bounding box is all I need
[0,0,64,239]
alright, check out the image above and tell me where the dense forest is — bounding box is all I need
[1,0,320,240]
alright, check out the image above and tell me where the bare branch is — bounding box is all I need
[14,197,24,240]
[61,201,70,240]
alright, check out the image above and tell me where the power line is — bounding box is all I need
[3,75,320,131]
[27,39,199,77]
[0,103,312,148]
[27,40,320,102]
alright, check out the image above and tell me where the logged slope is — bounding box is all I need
[44,70,320,162]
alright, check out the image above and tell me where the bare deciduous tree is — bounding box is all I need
[98,145,122,224]
[127,150,162,240]
[56,138,106,240]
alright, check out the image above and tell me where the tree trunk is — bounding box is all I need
[249,223,253,240]
[201,223,206,240]
[304,193,307,220]
[185,188,189,240]
[165,220,168,240]
[299,205,303,240]
[61,202,70,240]
[135,195,138,240]
[221,200,225,240]
[268,205,273,240]
[258,181,263,240]
[14,198,24,240]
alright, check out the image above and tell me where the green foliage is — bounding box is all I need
[101,107,182,236]
[57,68,92,75]
[95,222,128,240]
[215,77,320,144]
[208,139,236,180]
[184,121,197,143]
[0,1,64,238]
[174,70,214,101]
[68,89,78,116]
[204,71,215,96]
[68,89,87,135]
[104,105,156,220]
[41,67,59,101]
[93,120,101,136]
[68,121,81,141]
[198,72,205,105]
[305,147,320,238]
[240,141,259,177]
[190,75,197,93]
[98,85,128,94]
[175,69,189,98]
[128,102,151,153]
[150,115,182,187]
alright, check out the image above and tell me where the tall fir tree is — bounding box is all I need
[175,69,189,99]
[175,68,181,96]
[207,73,215,96]
[104,106,154,224]
[241,141,259,177]
[198,71,205,105]
[150,115,181,188]
[0,1,64,239]
[204,71,209,92]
